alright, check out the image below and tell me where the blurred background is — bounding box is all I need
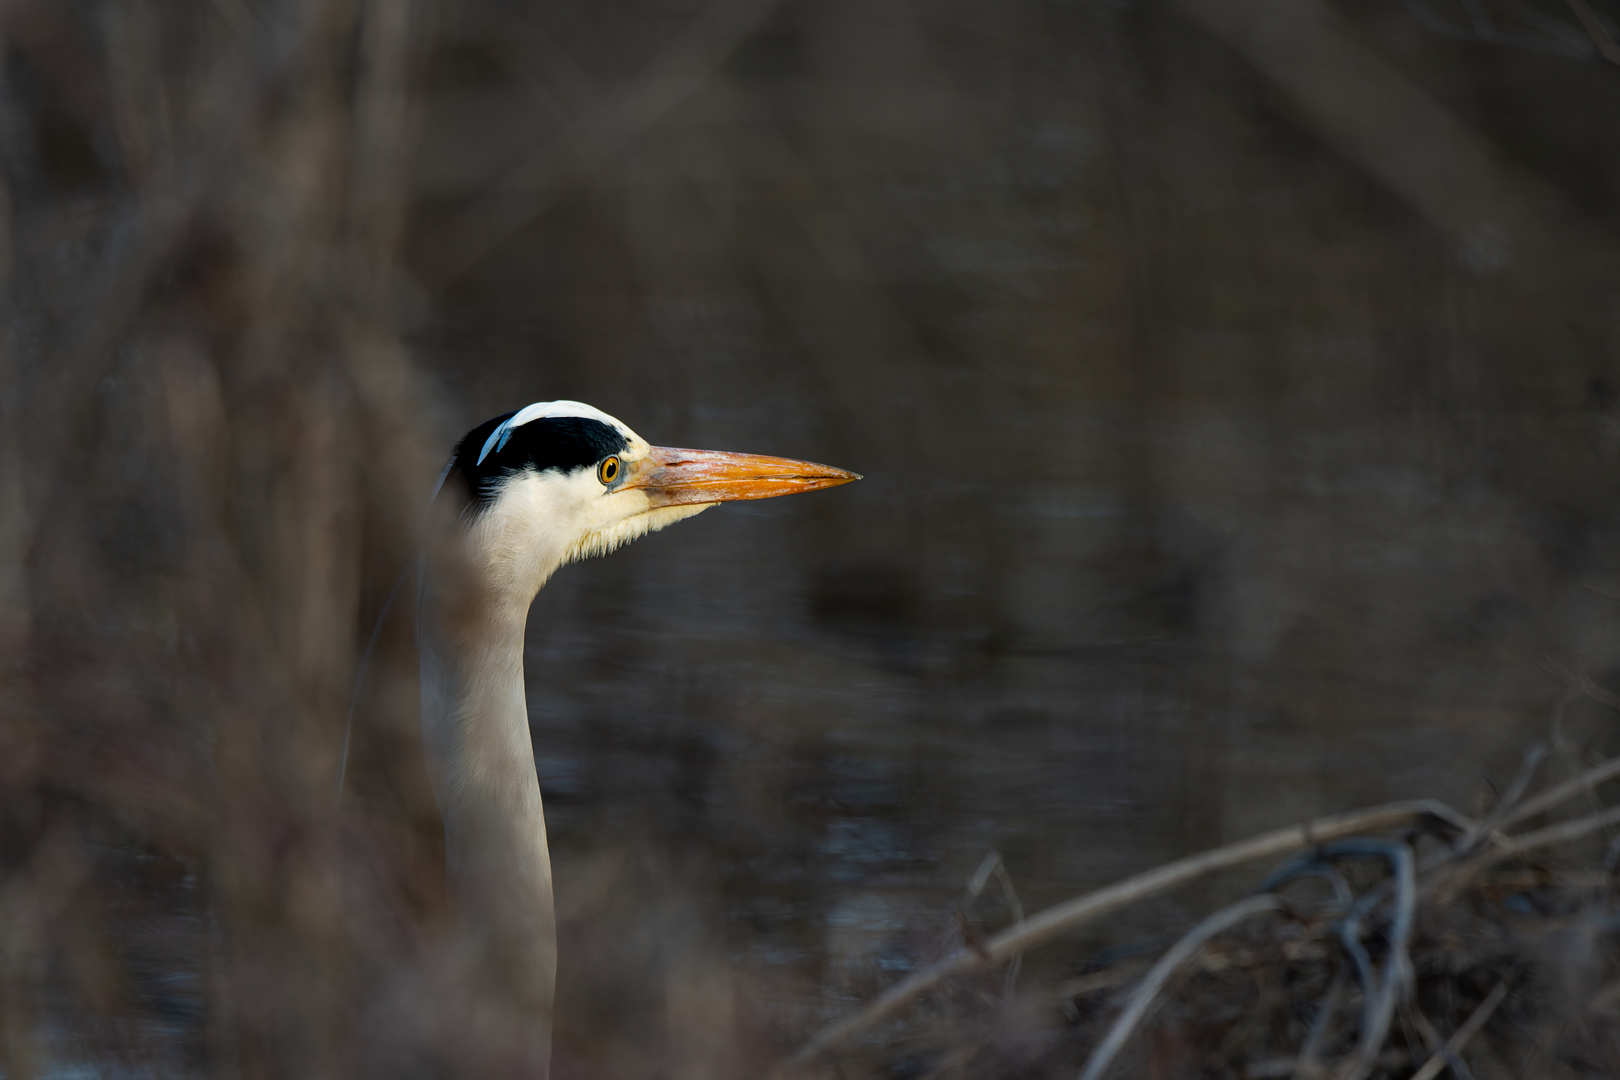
[3,0,1620,1076]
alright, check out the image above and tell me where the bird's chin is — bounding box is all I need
[560,503,715,567]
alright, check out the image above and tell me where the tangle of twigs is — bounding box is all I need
[781,745,1620,1080]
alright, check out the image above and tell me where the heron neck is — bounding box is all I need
[419,566,555,1070]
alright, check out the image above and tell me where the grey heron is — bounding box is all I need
[417,400,858,1074]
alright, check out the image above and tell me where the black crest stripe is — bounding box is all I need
[446,414,631,510]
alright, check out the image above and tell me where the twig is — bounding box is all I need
[1329,842,1416,1080]
[1292,966,1347,1080]
[1540,656,1620,712]
[772,800,1469,1076]
[1405,0,1594,57]
[1496,803,1620,860]
[960,853,1027,994]
[1499,752,1620,829]
[1408,981,1511,1080]
[1055,963,1145,1003]
[1440,803,1620,899]
[1336,911,1377,1056]
[1457,744,1545,852]
[1565,0,1620,63]
[1258,856,1356,913]
[1411,1010,1478,1080]
[1490,744,1546,824]
[1076,894,1287,1080]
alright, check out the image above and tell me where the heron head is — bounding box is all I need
[434,401,859,600]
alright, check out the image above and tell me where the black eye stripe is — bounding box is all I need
[448,415,632,510]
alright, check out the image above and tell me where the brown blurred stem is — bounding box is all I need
[413,0,780,286]
[1565,0,1620,63]
[1168,0,1600,282]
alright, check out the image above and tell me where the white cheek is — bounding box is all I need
[465,469,714,597]
[560,499,713,565]
[468,470,599,593]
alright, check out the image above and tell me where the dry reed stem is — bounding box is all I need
[1499,751,1620,829]
[414,0,782,285]
[1436,803,1620,901]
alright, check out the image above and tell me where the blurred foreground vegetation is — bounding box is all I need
[4,0,1620,1076]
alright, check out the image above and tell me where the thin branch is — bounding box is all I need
[1076,894,1287,1080]
[1055,963,1146,1004]
[1540,656,1620,713]
[1565,0,1620,63]
[1292,966,1348,1080]
[1499,752,1620,829]
[1411,1010,1478,1080]
[1492,744,1547,823]
[1408,981,1511,1080]
[1457,744,1546,852]
[1440,803,1620,899]
[1259,857,1357,913]
[1500,802,1620,858]
[957,851,1026,992]
[1329,842,1416,1080]
[992,858,1025,993]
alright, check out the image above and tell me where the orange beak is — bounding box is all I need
[627,445,860,507]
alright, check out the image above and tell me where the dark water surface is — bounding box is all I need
[405,1,1620,1038]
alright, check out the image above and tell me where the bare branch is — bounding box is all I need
[1311,841,1415,1080]
[1499,752,1620,829]
[1077,894,1287,1080]
[773,800,1469,1076]
[1440,803,1620,899]
[1408,981,1511,1080]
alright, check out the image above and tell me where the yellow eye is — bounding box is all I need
[598,456,621,485]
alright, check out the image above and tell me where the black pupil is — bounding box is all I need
[603,459,617,481]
